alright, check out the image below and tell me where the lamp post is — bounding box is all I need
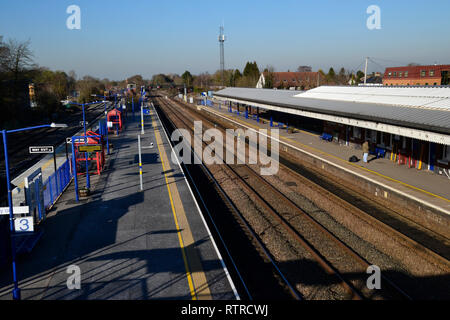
[69,100,101,190]
[91,95,110,155]
[1,122,67,300]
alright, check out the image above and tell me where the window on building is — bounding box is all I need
[405,71,408,77]
[421,70,426,77]
[399,72,403,77]
[434,82,437,86]
[388,72,392,77]
[353,127,361,139]
[430,70,435,76]
[393,72,397,77]
[442,145,450,161]
[370,130,377,143]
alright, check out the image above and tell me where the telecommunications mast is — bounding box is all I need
[219,25,226,86]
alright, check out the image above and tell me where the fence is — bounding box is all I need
[42,159,73,211]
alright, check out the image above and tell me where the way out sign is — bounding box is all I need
[0,206,30,215]
[29,146,54,154]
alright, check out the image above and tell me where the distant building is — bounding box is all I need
[383,65,450,86]
[297,66,312,72]
[256,71,322,90]
[361,73,383,85]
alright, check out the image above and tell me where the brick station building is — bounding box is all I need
[383,65,450,86]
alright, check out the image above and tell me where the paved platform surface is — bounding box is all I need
[0,108,237,300]
[199,100,450,215]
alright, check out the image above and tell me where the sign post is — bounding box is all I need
[141,103,144,134]
[52,146,58,192]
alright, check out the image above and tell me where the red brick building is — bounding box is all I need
[383,65,450,86]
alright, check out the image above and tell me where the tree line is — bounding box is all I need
[0,36,141,129]
[175,63,367,91]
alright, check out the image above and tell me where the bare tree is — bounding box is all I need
[0,38,34,80]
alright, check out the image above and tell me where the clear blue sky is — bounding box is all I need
[1,0,449,80]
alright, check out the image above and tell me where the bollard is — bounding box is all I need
[138,135,143,191]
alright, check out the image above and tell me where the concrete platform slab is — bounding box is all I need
[0,108,238,300]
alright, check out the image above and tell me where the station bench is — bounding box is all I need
[319,133,333,142]
[370,147,386,159]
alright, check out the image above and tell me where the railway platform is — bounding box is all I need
[195,99,450,236]
[0,107,238,300]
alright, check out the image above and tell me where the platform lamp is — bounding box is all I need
[91,95,110,155]
[69,100,102,190]
[1,122,67,300]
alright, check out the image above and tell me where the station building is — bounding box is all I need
[214,86,450,177]
[383,65,450,86]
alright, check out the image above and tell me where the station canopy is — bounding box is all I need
[295,86,450,110]
[214,86,450,145]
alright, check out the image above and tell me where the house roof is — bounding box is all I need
[264,71,321,87]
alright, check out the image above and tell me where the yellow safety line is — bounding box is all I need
[152,115,197,300]
[209,108,450,204]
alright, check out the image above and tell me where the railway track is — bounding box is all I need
[156,96,364,299]
[154,96,301,300]
[155,93,450,300]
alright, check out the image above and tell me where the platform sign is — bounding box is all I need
[0,206,29,215]
[14,216,34,232]
[29,146,54,154]
[73,137,87,143]
[143,109,150,115]
[77,144,102,153]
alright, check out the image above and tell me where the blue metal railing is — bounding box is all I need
[42,159,73,211]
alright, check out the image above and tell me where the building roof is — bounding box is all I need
[263,71,321,88]
[213,87,450,137]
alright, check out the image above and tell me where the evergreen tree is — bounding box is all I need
[181,70,193,87]
[327,67,336,81]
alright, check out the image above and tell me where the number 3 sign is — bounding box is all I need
[14,217,34,233]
